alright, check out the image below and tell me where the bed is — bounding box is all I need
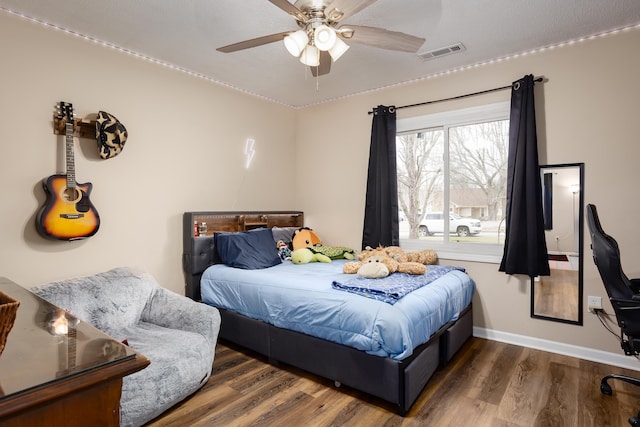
[182,211,475,414]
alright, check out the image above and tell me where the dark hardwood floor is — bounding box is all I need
[146,338,640,426]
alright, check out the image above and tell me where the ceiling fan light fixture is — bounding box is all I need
[314,25,337,51]
[217,0,424,78]
[299,44,320,67]
[328,37,349,62]
[284,30,309,57]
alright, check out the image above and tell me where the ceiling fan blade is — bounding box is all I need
[325,0,377,23]
[311,51,332,77]
[344,25,425,53]
[268,0,306,22]
[217,31,291,53]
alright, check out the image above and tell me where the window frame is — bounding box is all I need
[396,101,510,263]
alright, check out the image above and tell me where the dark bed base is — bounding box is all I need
[182,211,473,414]
[218,304,472,414]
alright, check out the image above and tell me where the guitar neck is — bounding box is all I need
[65,119,76,188]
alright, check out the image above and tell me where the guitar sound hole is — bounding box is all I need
[63,187,82,204]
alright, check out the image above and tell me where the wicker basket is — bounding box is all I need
[0,291,20,356]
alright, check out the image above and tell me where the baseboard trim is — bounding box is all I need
[474,327,640,372]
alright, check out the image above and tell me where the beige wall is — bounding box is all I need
[2,10,639,361]
[0,13,297,291]
[296,27,640,357]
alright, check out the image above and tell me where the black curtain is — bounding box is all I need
[499,75,550,277]
[361,105,399,250]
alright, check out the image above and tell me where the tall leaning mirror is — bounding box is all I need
[531,163,584,325]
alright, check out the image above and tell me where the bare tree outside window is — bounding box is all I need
[397,130,443,239]
[397,117,508,245]
[449,120,509,221]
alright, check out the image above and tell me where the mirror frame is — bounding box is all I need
[531,162,585,325]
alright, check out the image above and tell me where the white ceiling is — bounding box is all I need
[1,0,639,108]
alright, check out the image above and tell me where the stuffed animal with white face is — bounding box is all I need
[357,255,391,279]
[343,245,429,277]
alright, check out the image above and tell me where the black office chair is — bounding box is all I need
[586,204,640,426]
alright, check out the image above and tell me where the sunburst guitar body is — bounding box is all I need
[36,101,100,240]
[37,175,100,240]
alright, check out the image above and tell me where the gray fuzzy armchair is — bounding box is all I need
[33,267,221,427]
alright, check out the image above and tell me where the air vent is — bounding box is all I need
[418,43,466,61]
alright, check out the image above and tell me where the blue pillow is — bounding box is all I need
[215,228,282,269]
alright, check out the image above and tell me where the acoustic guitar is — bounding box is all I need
[36,102,100,240]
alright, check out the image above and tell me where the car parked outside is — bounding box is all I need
[419,212,482,237]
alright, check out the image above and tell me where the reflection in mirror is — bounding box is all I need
[531,163,584,325]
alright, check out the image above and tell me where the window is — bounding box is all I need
[397,102,509,262]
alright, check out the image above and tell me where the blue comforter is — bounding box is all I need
[201,260,474,360]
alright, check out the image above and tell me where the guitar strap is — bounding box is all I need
[96,111,128,159]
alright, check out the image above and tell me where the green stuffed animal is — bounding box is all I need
[314,245,356,260]
[291,248,331,264]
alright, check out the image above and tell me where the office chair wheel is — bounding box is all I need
[600,380,613,395]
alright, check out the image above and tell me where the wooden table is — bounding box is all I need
[0,277,149,426]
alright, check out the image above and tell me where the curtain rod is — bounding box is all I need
[368,76,544,115]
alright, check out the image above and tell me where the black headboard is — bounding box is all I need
[182,211,304,300]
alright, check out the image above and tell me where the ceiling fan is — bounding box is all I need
[216,0,425,77]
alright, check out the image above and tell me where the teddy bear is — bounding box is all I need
[343,246,383,274]
[357,245,438,265]
[291,227,355,261]
[340,246,403,276]
[344,246,399,274]
[356,254,395,278]
[343,245,437,277]
[381,246,408,263]
[406,249,438,265]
